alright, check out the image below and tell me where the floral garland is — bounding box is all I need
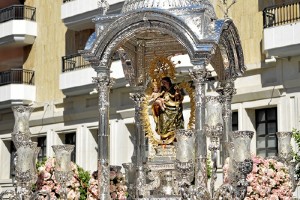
[87,167,128,199]
[223,155,293,199]
[35,157,87,200]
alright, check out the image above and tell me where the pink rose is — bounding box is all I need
[118,191,127,199]
[111,191,118,199]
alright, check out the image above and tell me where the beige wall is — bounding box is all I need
[24,0,66,103]
[213,0,264,69]
[65,29,94,55]
[212,0,299,70]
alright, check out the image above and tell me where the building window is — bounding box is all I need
[37,137,47,162]
[10,141,16,178]
[256,107,278,157]
[232,112,238,131]
[65,133,76,162]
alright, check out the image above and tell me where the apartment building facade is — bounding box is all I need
[0,0,300,196]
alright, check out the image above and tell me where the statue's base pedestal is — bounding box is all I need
[149,145,176,162]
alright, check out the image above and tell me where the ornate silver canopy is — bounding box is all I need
[80,1,247,199]
[121,0,216,15]
[81,0,245,84]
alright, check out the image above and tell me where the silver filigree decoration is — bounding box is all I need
[98,0,109,15]
[204,123,223,138]
[99,159,110,197]
[233,130,254,139]
[93,76,114,113]
[195,157,207,188]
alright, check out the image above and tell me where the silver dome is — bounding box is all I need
[122,0,215,14]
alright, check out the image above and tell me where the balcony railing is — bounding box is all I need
[263,2,300,28]
[0,5,36,23]
[62,53,91,72]
[0,69,35,86]
[63,0,76,3]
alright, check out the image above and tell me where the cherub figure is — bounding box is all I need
[149,80,166,112]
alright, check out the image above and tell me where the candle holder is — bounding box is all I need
[0,105,52,200]
[232,131,254,199]
[11,106,34,146]
[0,141,51,200]
[276,132,298,191]
[223,142,236,185]
[175,129,195,189]
[204,96,224,196]
[15,141,39,191]
[0,140,38,200]
[276,132,293,162]
[52,145,75,199]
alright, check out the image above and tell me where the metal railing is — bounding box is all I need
[263,2,300,28]
[0,5,36,23]
[62,53,91,72]
[63,0,76,4]
[0,69,35,86]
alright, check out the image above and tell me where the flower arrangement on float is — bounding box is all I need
[87,167,128,200]
[223,155,293,200]
[34,157,90,200]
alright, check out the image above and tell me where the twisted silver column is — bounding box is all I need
[190,69,208,188]
[93,68,114,200]
[216,80,236,163]
[130,89,147,198]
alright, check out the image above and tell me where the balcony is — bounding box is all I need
[61,0,100,31]
[60,53,95,96]
[60,53,125,96]
[0,5,37,47]
[61,0,124,31]
[0,69,36,108]
[263,2,300,57]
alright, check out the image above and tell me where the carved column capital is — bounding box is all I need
[216,80,236,101]
[93,67,114,87]
[189,70,209,83]
[92,76,114,90]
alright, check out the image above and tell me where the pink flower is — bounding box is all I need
[42,171,51,180]
[111,191,118,199]
[270,194,279,200]
[35,157,83,200]
[223,155,292,199]
[41,185,51,192]
[88,169,127,200]
[118,191,127,199]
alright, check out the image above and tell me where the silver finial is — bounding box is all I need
[98,0,109,15]
[218,0,237,18]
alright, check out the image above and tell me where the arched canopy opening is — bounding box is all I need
[210,19,245,82]
[81,10,245,85]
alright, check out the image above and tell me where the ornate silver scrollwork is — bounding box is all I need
[98,0,109,15]
[92,76,114,113]
[233,159,253,199]
[97,159,110,199]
